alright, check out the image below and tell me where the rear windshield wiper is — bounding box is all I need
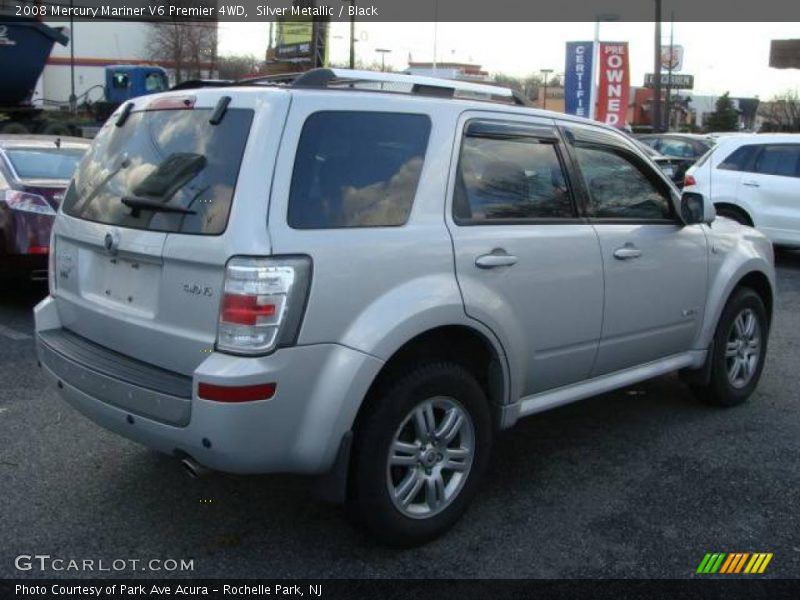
[121,196,197,217]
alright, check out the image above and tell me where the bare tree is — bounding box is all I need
[217,55,263,80]
[148,2,218,84]
[758,90,800,132]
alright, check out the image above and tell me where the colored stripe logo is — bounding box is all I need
[696,552,773,574]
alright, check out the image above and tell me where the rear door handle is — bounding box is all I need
[613,245,642,260]
[742,181,760,188]
[475,251,518,269]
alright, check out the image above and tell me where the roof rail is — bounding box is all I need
[291,68,529,105]
[169,68,531,107]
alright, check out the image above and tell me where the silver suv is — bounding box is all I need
[35,69,775,546]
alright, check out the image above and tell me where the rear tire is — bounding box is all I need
[346,362,492,547]
[691,288,768,407]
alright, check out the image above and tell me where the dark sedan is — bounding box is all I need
[0,135,89,282]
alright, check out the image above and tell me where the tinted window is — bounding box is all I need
[63,108,253,235]
[288,112,431,229]
[718,144,758,171]
[454,135,574,222]
[574,145,673,220]
[754,144,800,177]
[5,148,85,179]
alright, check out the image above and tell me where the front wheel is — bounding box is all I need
[692,288,768,407]
[346,362,493,547]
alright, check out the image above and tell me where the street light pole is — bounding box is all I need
[590,14,618,121]
[589,19,600,120]
[540,68,553,109]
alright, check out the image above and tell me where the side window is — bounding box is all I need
[111,72,130,89]
[718,145,758,172]
[573,145,674,220]
[454,133,575,223]
[145,72,168,92]
[753,144,800,178]
[288,112,431,229]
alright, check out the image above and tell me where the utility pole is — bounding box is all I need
[653,0,662,133]
[664,12,675,131]
[69,0,76,114]
[541,69,553,109]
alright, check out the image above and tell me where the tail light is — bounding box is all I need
[216,256,312,355]
[684,174,697,187]
[3,190,56,215]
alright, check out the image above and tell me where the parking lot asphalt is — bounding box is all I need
[1,250,799,580]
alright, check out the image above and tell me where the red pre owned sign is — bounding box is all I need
[596,42,630,127]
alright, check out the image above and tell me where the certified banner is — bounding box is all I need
[564,41,594,117]
[596,42,630,127]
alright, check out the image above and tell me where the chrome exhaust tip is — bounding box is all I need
[181,456,209,479]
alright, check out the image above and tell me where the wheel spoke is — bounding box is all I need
[395,469,424,507]
[748,338,760,351]
[743,312,756,338]
[413,401,436,440]
[435,408,464,444]
[729,357,743,382]
[734,314,746,338]
[443,447,470,472]
[390,440,419,467]
[425,472,446,510]
[725,341,739,358]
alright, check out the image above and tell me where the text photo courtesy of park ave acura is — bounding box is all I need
[2,0,800,597]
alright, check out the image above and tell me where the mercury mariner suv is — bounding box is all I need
[35,69,775,546]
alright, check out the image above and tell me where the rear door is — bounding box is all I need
[447,112,604,396]
[563,123,708,376]
[53,89,289,375]
[737,143,800,245]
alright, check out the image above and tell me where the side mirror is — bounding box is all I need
[681,191,715,225]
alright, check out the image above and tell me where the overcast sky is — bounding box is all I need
[218,21,800,99]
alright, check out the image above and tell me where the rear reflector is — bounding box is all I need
[198,382,277,403]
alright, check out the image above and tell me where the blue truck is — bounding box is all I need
[0,17,168,137]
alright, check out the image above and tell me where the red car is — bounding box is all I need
[0,135,89,282]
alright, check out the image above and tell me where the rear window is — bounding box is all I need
[62,107,253,235]
[288,111,431,229]
[5,148,86,180]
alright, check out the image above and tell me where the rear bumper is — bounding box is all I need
[34,295,384,475]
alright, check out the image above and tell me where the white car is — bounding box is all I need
[684,134,800,247]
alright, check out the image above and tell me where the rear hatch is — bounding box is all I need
[52,88,289,375]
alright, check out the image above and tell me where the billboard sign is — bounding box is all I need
[644,73,694,89]
[769,39,800,69]
[564,41,594,117]
[660,45,683,71]
[275,19,314,60]
[596,42,629,127]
